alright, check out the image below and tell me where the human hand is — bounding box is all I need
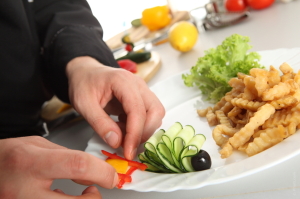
[0,136,118,199]
[66,56,165,160]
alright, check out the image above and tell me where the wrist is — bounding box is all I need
[66,56,104,78]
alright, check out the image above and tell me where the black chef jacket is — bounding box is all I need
[0,0,119,138]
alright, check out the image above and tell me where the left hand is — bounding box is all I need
[66,56,165,160]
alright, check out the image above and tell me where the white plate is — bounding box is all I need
[85,48,300,192]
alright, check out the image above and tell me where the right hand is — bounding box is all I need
[66,57,165,160]
[0,136,118,199]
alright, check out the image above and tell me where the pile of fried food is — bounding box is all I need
[197,62,300,158]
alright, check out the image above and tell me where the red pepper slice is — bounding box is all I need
[117,179,126,189]
[117,59,137,73]
[126,166,138,176]
[118,173,132,182]
[102,150,147,189]
[101,150,148,171]
[117,169,136,188]
[128,161,147,170]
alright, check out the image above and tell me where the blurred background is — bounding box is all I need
[87,0,210,41]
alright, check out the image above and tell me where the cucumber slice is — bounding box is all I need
[143,163,162,172]
[145,149,164,166]
[139,122,208,173]
[144,129,165,154]
[157,142,182,173]
[161,122,183,151]
[138,152,172,173]
[173,125,195,161]
[180,134,206,172]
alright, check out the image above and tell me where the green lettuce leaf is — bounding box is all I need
[182,34,264,103]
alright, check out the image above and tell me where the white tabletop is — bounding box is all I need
[49,1,300,198]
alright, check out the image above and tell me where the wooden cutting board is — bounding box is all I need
[135,51,161,82]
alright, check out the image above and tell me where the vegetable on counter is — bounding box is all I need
[117,59,137,73]
[117,51,151,64]
[182,34,264,103]
[131,18,142,28]
[141,5,172,31]
[168,21,199,52]
[117,34,152,64]
[225,0,247,12]
[121,34,134,53]
[138,122,211,173]
[246,0,275,10]
[225,0,275,11]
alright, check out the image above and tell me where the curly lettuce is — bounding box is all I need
[182,34,264,103]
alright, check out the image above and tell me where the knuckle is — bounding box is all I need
[157,105,166,118]
[68,152,89,177]
[3,145,32,171]
[114,68,132,79]
[91,116,107,126]
[30,135,45,143]
[138,107,147,120]
[90,116,110,133]
[71,96,85,111]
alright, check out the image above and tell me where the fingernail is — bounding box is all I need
[105,131,119,148]
[113,173,119,188]
[130,148,137,160]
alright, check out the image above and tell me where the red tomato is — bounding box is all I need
[225,0,247,12]
[125,44,133,52]
[246,0,275,10]
[117,59,137,73]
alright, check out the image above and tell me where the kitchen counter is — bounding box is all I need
[49,1,300,198]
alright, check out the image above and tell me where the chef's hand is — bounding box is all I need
[66,56,165,160]
[0,136,118,199]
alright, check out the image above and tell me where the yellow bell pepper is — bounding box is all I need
[141,5,172,31]
[106,159,128,174]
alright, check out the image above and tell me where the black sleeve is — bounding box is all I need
[34,0,119,103]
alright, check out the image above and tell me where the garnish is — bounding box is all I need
[138,122,211,173]
[182,34,264,103]
[102,150,147,188]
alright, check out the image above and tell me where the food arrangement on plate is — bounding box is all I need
[85,32,300,191]
[133,34,300,184]
[138,122,211,173]
[182,34,300,159]
[102,150,147,189]
[136,34,265,175]
[197,62,300,159]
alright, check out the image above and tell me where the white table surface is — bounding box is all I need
[49,1,300,198]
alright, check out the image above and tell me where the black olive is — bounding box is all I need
[191,149,212,171]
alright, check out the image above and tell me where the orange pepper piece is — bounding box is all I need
[105,159,128,174]
[141,5,172,31]
[102,150,148,189]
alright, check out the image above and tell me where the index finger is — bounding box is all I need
[137,82,165,143]
[33,148,118,189]
[115,80,147,160]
